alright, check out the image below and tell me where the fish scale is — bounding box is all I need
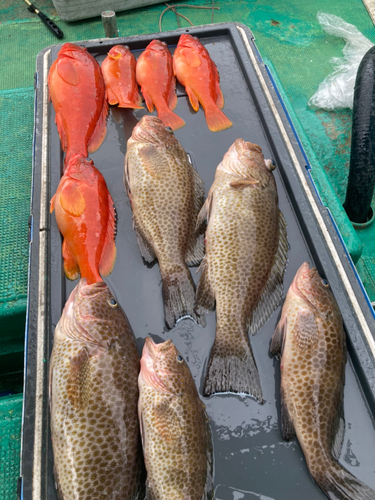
[49,279,143,500]
[138,337,213,500]
[271,263,375,500]
[124,115,205,329]
[195,139,288,400]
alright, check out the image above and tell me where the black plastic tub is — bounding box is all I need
[22,23,375,500]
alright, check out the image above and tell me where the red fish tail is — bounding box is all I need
[157,107,185,131]
[204,102,233,132]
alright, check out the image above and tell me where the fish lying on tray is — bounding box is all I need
[48,43,108,170]
[101,44,143,109]
[271,263,375,500]
[138,337,214,500]
[49,279,144,500]
[174,34,232,132]
[124,115,206,329]
[136,39,185,131]
[195,139,288,400]
[50,154,117,284]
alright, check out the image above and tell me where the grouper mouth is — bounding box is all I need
[291,262,319,312]
[139,337,174,394]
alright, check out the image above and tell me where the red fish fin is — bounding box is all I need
[57,58,79,86]
[119,84,143,108]
[62,240,80,281]
[59,181,86,216]
[50,193,56,213]
[107,87,119,106]
[55,113,68,151]
[185,85,199,112]
[168,77,178,111]
[216,86,224,109]
[212,62,224,109]
[179,48,202,68]
[99,194,117,277]
[88,98,109,153]
[141,86,154,112]
[157,107,185,131]
[143,50,158,70]
[204,103,232,132]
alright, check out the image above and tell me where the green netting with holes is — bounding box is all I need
[0,394,23,500]
[0,87,33,350]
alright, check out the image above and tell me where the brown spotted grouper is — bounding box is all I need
[271,263,375,500]
[49,279,143,500]
[195,139,288,400]
[138,337,213,500]
[124,115,205,329]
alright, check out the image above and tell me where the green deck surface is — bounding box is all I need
[1,0,374,498]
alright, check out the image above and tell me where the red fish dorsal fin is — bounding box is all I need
[57,58,80,86]
[179,48,201,68]
[59,180,86,216]
[88,98,109,153]
[212,61,224,109]
[144,50,159,70]
[99,193,117,277]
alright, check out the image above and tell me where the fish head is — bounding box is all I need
[140,337,192,395]
[218,138,275,187]
[177,34,201,50]
[58,43,88,61]
[108,44,131,60]
[68,279,126,344]
[146,39,169,54]
[130,115,177,146]
[288,262,335,316]
[64,154,97,179]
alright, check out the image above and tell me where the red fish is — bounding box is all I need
[101,45,143,109]
[48,43,108,169]
[50,154,116,284]
[173,34,232,132]
[136,40,185,130]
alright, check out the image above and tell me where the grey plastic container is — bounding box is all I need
[21,23,375,500]
[52,0,166,22]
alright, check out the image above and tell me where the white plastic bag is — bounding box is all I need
[308,12,373,111]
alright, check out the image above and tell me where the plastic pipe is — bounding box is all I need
[344,45,375,224]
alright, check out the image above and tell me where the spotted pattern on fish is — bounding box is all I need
[196,139,288,399]
[271,263,375,500]
[50,279,143,500]
[138,338,213,500]
[124,116,205,329]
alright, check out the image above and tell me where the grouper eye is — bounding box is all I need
[108,298,118,307]
[176,354,183,363]
[165,126,173,133]
[321,279,329,287]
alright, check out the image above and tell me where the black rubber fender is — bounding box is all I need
[344,45,375,224]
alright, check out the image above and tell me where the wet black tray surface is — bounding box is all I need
[23,23,375,500]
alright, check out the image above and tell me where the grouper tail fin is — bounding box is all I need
[314,460,375,500]
[203,325,263,402]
